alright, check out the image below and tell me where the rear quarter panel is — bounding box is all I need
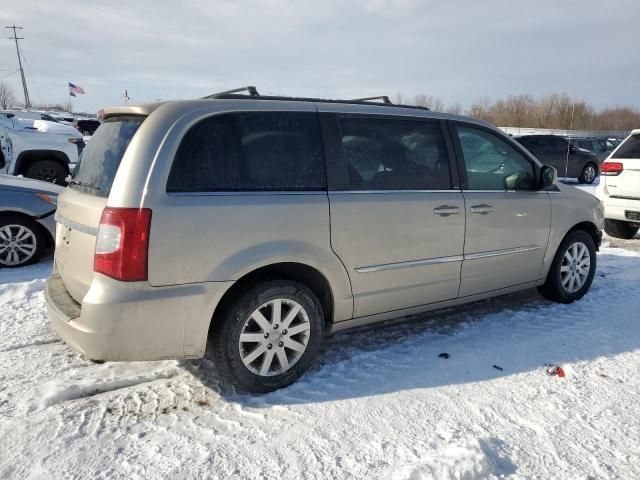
[125,101,354,323]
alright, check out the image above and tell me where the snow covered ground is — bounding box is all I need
[2,243,640,479]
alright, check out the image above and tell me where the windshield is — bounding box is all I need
[70,116,144,197]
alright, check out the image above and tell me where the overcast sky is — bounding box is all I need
[1,0,638,113]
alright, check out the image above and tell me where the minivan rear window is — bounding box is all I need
[612,135,640,159]
[70,116,144,197]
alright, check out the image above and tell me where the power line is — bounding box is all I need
[5,25,31,108]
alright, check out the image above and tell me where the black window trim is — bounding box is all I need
[322,112,460,192]
[447,120,542,192]
[165,110,329,194]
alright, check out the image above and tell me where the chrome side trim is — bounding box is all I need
[355,255,464,273]
[464,245,540,260]
[167,190,327,197]
[462,190,549,194]
[54,214,99,236]
[355,245,540,273]
[332,189,460,195]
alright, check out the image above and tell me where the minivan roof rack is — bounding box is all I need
[201,87,430,111]
[202,86,260,99]
[351,95,392,104]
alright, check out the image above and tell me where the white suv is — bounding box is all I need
[599,130,640,239]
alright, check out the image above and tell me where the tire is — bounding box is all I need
[578,163,598,184]
[0,216,46,268]
[604,219,639,239]
[209,280,324,393]
[538,230,596,303]
[24,160,68,186]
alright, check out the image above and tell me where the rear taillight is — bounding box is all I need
[601,162,623,176]
[94,207,152,281]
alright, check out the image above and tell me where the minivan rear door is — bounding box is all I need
[321,109,465,318]
[54,116,144,302]
[605,133,640,199]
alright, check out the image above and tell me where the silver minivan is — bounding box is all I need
[46,91,603,392]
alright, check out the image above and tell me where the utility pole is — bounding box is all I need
[5,25,31,108]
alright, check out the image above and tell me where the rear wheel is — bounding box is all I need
[0,216,46,268]
[25,160,67,185]
[604,219,639,239]
[578,163,598,184]
[538,230,596,303]
[209,280,324,393]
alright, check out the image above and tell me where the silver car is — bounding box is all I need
[0,174,62,267]
[45,91,603,392]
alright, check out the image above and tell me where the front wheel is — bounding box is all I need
[538,230,596,303]
[578,163,598,184]
[209,280,324,393]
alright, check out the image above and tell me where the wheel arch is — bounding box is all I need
[15,150,71,176]
[208,262,335,339]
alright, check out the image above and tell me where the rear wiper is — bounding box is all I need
[68,179,100,190]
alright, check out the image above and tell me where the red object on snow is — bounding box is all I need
[546,365,565,377]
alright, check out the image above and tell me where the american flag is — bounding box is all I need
[68,82,85,95]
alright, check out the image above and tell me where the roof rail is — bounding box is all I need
[203,86,259,99]
[351,95,392,104]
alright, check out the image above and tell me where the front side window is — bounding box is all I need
[167,112,325,192]
[456,125,536,191]
[337,117,451,190]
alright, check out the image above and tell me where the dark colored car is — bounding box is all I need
[73,119,101,136]
[515,134,600,184]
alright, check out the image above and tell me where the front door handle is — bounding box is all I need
[433,205,460,216]
[470,204,493,214]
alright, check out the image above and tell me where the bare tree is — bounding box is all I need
[0,82,17,110]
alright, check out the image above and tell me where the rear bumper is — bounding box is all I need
[45,268,233,361]
[603,195,640,224]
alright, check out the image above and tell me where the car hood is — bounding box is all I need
[0,174,65,195]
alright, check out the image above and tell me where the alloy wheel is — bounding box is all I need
[238,298,311,376]
[584,165,596,183]
[560,241,590,293]
[0,224,38,266]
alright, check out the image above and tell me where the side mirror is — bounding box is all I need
[540,165,557,189]
[568,144,578,154]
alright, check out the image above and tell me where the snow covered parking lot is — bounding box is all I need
[1,246,640,479]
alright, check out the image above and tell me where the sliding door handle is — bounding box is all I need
[433,205,460,216]
[470,204,493,214]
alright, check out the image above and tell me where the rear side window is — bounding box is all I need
[70,116,144,197]
[167,112,325,192]
[337,117,451,190]
[613,135,640,159]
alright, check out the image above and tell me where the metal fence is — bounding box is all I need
[499,126,630,139]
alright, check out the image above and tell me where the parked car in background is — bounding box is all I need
[1,109,62,124]
[45,91,603,393]
[599,129,640,239]
[73,118,101,136]
[0,113,83,185]
[515,134,600,184]
[0,174,61,267]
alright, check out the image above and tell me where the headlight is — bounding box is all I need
[35,193,58,206]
